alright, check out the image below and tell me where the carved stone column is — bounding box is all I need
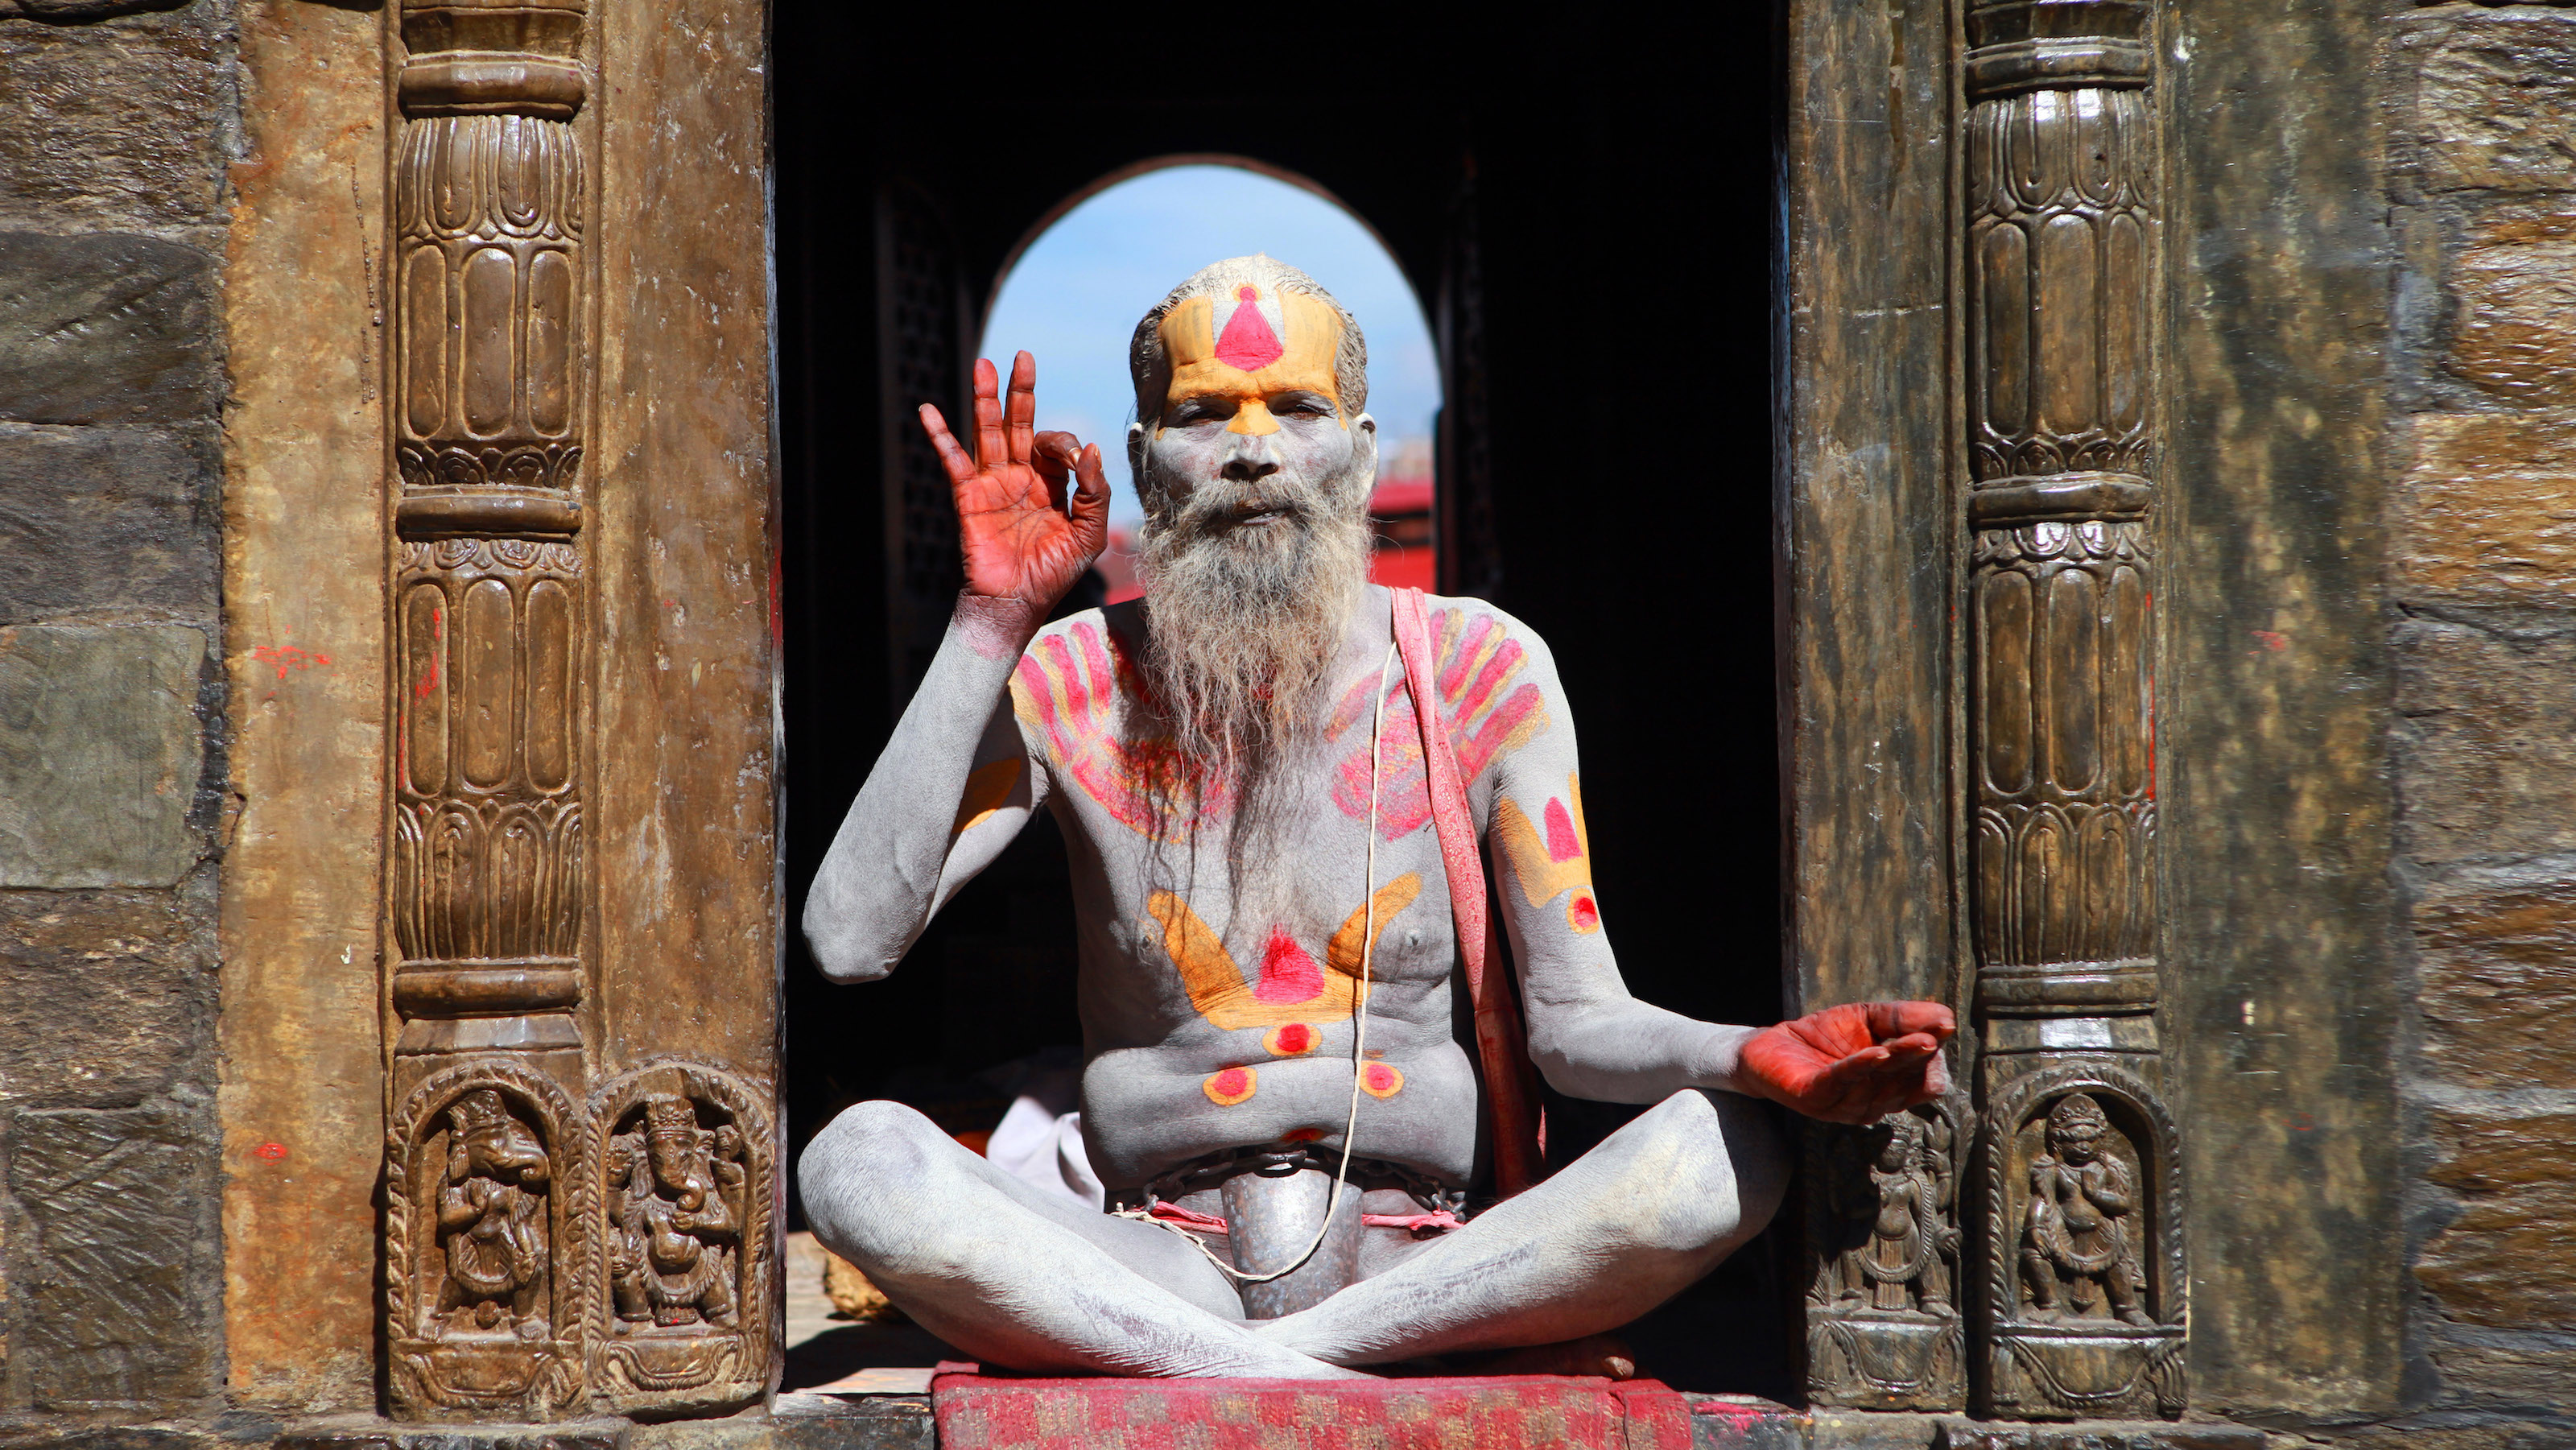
[1961,0,2186,1419]
[382,0,594,1419]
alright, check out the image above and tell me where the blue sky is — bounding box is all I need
[978,164,1441,527]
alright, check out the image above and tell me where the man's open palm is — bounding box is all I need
[1740,1002,1955,1126]
[920,352,1111,607]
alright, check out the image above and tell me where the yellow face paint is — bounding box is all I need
[1158,285,1345,435]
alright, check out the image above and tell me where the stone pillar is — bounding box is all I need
[1961,0,2187,1419]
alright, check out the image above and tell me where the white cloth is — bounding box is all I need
[985,1068,1104,1210]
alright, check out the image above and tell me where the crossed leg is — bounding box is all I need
[799,1089,1785,1378]
[799,1099,1367,1378]
[1252,1089,1787,1367]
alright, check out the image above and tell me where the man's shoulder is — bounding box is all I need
[1405,591,1558,671]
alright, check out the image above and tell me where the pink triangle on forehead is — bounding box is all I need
[1214,285,1286,372]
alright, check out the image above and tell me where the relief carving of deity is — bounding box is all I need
[605,1093,745,1331]
[436,1088,554,1339]
[2021,1093,2153,1326]
[1823,1107,1959,1316]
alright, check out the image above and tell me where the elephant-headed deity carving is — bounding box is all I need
[436,1087,555,1337]
[585,1061,775,1415]
[605,1093,745,1330]
[386,1061,588,1421]
[2021,1092,2152,1326]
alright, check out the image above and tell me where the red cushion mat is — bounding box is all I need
[929,1364,1695,1449]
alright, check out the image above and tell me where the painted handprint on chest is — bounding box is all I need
[1327,606,1550,838]
[1011,619,1235,840]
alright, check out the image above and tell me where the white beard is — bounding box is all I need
[1134,454,1373,890]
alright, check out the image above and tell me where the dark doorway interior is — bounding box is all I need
[773,21,1786,1395]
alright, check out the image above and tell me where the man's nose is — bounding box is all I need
[1220,442,1280,483]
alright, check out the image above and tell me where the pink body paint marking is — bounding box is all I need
[1014,619,1232,839]
[1214,284,1285,372]
[1254,927,1325,1004]
[1543,799,1583,862]
[1330,605,1549,839]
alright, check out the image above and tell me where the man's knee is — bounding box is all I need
[798,1100,956,1269]
[1622,1089,1789,1255]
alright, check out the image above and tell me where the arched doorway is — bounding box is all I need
[980,161,1445,604]
[771,27,1786,1395]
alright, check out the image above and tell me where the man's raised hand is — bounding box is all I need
[919,352,1111,607]
[1739,1002,1956,1126]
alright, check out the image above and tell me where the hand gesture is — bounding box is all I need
[1740,1001,1955,1126]
[919,351,1111,607]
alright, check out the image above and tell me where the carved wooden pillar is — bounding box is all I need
[382,0,593,1419]
[1961,0,2187,1419]
[386,0,591,1082]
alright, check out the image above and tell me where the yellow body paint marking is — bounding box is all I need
[1145,873,1420,1032]
[1157,290,1347,434]
[951,757,1023,836]
[1494,772,1594,907]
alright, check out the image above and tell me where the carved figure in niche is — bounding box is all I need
[605,1094,745,1331]
[2021,1093,2152,1325]
[436,1089,552,1338]
[799,254,1959,1378]
[1826,1110,1957,1315]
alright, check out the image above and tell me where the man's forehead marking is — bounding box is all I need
[1157,287,1342,414]
[1214,283,1286,372]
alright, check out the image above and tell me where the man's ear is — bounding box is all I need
[1125,421,1149,488]
[1350,411,1380,487]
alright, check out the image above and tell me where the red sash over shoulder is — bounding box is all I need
[1392,587,1546,1197]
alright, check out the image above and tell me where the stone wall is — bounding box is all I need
[0,0,235,1427]
[2380,3,2576,1444]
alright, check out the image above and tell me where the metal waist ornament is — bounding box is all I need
[1963,0,2186,1419]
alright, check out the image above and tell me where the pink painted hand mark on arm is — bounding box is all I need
[1329,606,1550,839]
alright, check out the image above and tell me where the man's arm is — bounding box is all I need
[802,353,1109,982]
[803,596,1051,981]
[1471,606,1951,1125]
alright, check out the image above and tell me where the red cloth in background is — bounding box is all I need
[929,1365,1694,1450]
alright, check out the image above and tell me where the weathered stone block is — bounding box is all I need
[2399,411,2576,606]
[0,1,199,19]
[2395,12,2576,196]
[0,890,205,1101]
[2424,1328,2576,1418]
[2442,236,2576,408]
[2413,860,2576,1090]
[1,1095,219,1414]
[2416,1099,2576,1330]
[2392,618,2576,865]
[0,9,229,229]
[0,624,204,888]
[0,423,217,622]
[0,234,217,424]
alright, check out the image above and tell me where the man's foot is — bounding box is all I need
[1477,1334,1638,1381]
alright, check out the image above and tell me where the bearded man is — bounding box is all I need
[800,255,1953,1379]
